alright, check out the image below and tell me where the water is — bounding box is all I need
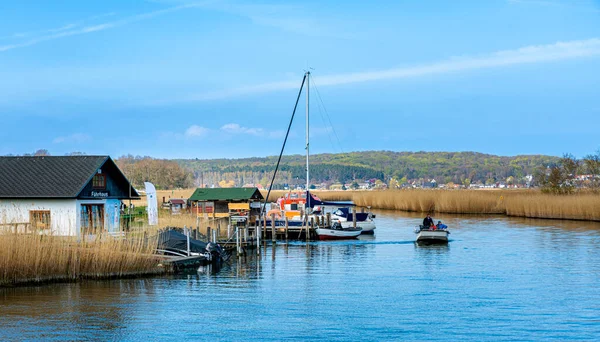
[2,211,600,341]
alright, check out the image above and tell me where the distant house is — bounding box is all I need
[0,156,138,236]
[189,187,264,219]
[168,198,186,215]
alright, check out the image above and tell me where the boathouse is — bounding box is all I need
[189,187,263,221]
[0,156,139,236]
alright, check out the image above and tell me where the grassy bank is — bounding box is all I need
[264,189,600,221]
[0,230,164,287]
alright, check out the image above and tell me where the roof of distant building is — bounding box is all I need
[189,187,264,201]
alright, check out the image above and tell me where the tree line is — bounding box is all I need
[9,150,591,191]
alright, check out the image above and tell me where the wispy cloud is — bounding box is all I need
[220,123,285,138]
[149,0,353,38]
[53,133,91,144]
[163,123,283,141]
[185,125,209,137]
[0,13,117,41]
[220,123,263,136]
[170,38,600,103]
[0,4,202,53]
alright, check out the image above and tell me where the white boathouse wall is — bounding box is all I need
[0,199,77,236]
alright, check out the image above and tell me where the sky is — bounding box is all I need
[1,0,599,159]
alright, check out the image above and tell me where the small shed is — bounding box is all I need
[189,187,263,220]
[169,198,186,215]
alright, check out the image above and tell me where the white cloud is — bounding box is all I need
[219,123,286,139]
[220,123,264,136]
[53,133,91,144]
[172,38,600,103]
[185,125,209,137]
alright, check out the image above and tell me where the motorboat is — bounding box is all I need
[329,207,376,234]
[156,229,227,271]
[414,225,449,244]
[314,221,362,240]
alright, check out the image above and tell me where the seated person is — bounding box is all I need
[437,221,448,229]
[423,214,434,228]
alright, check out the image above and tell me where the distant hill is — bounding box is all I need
[177,151,559,188]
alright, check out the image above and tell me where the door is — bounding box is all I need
[80,204,105,234]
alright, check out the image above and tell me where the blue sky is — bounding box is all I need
[1,0,599,159]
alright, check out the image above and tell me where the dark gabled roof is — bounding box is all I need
[0,156,139,199]
[189,187,264,201]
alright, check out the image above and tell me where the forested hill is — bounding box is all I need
[177,151,559,188]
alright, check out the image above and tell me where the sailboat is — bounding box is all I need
[262,71,362,240]
[301,72,362,240]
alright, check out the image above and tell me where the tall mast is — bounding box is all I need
[305,71,310,194]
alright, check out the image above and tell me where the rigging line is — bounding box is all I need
[262,73,307,217]
[310,75,344,153]
[311,78,337,152]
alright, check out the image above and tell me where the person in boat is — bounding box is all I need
[423,214,434,228]
[437,221,448,230]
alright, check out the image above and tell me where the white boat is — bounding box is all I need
[329,207,376,234]
[315,222,362,240]
[414,225,449,244]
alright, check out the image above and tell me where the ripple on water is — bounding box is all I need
[2,211,600,341]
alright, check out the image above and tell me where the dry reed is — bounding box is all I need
[0,230,163,287]
[263,189,600,221]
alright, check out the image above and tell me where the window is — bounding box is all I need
[93,174,106,189]
[30,210,51,230]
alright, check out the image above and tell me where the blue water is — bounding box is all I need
[2,211,600,341]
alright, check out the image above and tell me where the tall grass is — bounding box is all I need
[0,230,163,287]
[263,189,600,221]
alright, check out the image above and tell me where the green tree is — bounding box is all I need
[536,153,579,194]
[583,149,600,191]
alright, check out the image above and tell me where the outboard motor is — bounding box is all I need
[205,242,224,264]
[332,220,342,230]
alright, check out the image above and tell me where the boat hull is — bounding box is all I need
[416,229,449,244]
[340,220,376,234]
[315,227,362,240]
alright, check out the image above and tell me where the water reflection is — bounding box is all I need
[2,210,600,341]
[0,279,159,340]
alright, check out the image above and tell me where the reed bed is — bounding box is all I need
[0,230,163,287]
[263,189,600,221]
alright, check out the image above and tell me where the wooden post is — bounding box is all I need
[236,227,241,256]
[207,226,211,242]
[285,217,289,242]
[263,214,267,241]
[326,212,331,228]
[352,207,357,229]
[217,222,221,241]
[185,226,190,256]
[257,216,261,256]
[271,213,276,243]
[310,217,314,242]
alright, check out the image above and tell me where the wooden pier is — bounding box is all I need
[171,207,360,258]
